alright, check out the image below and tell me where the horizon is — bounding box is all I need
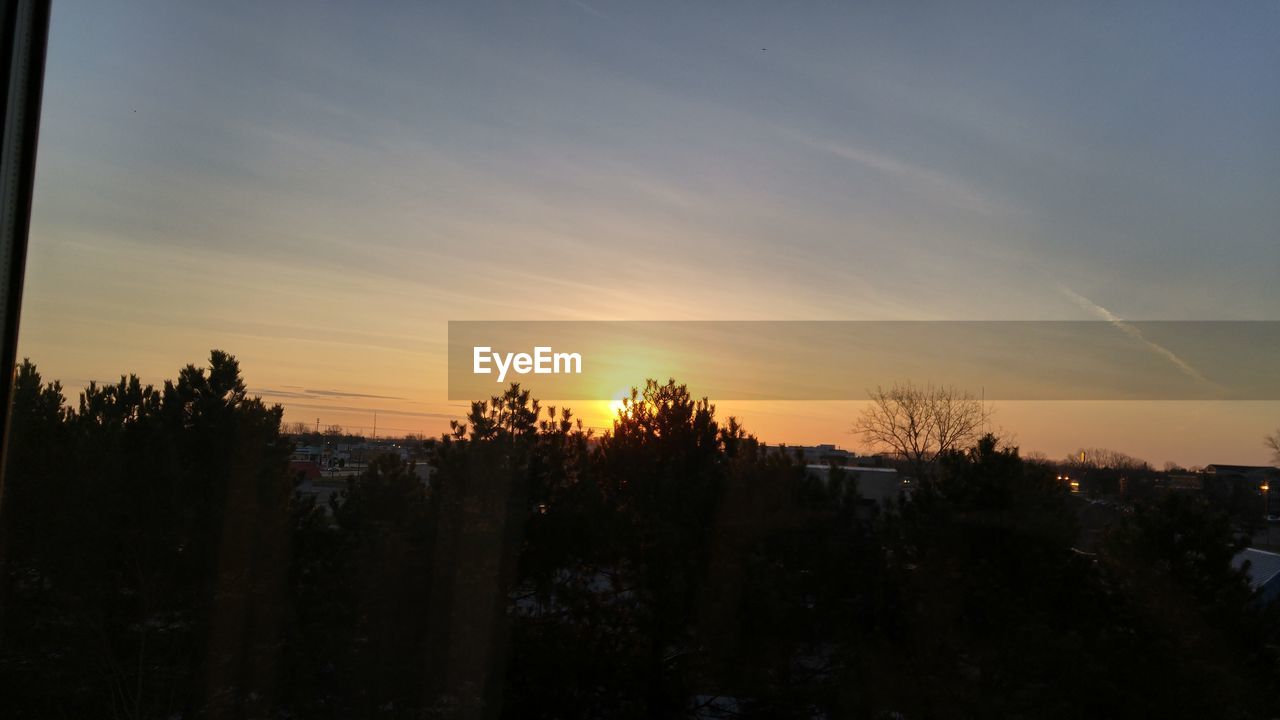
[20,353,1279,469]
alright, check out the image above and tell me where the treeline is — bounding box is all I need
[1,352,1278,718]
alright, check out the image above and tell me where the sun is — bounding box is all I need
[608,397,627,417]
[585,388,633,430]
[607,388,631,418]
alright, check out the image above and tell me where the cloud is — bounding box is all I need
[270,400,458,421]
[788,133,1006,216]
[1058,284,1213,387]
[253,387,406,401]
[567,0,607,19]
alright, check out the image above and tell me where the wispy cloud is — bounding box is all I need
[253,387,406,401]
[1058,284,1213,387]
[788,133,1006,216]
[269,400,457,421]
[566,0,608,19]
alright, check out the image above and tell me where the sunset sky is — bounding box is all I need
[18,1,1280,465]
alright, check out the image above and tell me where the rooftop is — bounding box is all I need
[1233,548,1280,591]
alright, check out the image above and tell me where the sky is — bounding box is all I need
[17,0,1280,466]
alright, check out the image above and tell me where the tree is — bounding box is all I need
[1099,493,1278,716]
[0,351,291,719]
[287,453,436,716]
[1267,428,1280,465]
[8,361,1280,718]
[853,381,990,480]
[427,385,555,716]
[1066,447,1150,472]
[867,434,1099,716]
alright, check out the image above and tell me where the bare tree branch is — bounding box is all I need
[853,381,991,479]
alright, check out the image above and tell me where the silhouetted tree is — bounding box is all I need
[854,382,990,480]
[5,363,1280,719]
[1099,493,1278,717]
[0,352,290,719]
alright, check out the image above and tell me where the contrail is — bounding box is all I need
[568,0,607,18]
[1057,284,1212,386]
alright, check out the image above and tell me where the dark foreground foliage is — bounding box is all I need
[1,353,1277,718]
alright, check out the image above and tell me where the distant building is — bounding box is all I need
[288,460,322,484]
[765,443,873,466]
[798,444,858,465]
[1205,464,1279,514]
[295,475,348,511]
[1232,548,1280,605]
[291,445,324,464]
[413,462,434,485]
[1204,465,1279,482]
[805,464,903,513]
[1165,473,1203,491]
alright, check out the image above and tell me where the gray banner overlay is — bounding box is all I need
[448,321,1280,401]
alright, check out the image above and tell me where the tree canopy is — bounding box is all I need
[1,357,1277,718]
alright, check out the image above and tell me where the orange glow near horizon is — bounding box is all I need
[256,385,1280,468]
